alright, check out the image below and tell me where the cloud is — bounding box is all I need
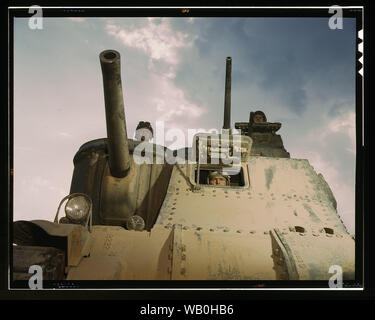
[152,78,207,125]
[321,111,356,154]
[106,18,194,67]
[106,18,206,131]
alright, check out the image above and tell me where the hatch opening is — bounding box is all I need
[194,167,245,187]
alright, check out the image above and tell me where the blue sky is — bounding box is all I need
[13,17,357,234]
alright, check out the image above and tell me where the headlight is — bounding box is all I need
[126,215,145,231]
[64,194,90,222]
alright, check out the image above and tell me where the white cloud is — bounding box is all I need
[152,78,207,124]
[106,18,194,67]
[106,18,206,131]
[322,111,356,154]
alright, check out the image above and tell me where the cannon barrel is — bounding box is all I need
[100,50,130,178]
[223,56,232,130]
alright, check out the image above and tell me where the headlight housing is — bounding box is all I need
[65,195,90,222]
[54,193,93,232]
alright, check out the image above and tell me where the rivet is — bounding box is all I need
[209,229,214,232]
[237,230,242,233]
[181,254,186,260]
[223,229,229,232]
[183,226,189,230]
[250,230,256,234]
[196,227,202,231]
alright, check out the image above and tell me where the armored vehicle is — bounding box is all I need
[13,50,354,282]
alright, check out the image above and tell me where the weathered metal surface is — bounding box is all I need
[66,224,275,280]
[170,225,275,280]
[235,118,290,158]
[13,246,65,281]
[100,49,130,177]
[155,157,347,235]
[99,161,172,227]
[270,228,354,280]
[66,225,173,280]
[14,220,90,267]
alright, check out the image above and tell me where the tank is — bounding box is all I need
[13,50,355,282]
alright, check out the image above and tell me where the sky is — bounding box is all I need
[13,17,357,234]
